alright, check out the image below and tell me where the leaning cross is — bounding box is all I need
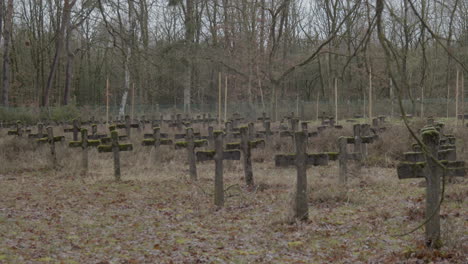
[397,128,465,248]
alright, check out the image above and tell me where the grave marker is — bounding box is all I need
[142,127,173,149]
[225,126,265,186]
[174,128,208,180]
[63,119,80,141]
[37,127,64,169]
[275,132,330,221]
[397,128,465,248]
[28,123,46,139]
[69,128,100,174]
[98,130,133,181]
[196,131,241,207]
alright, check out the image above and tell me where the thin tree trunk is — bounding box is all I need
[63,24,74,105]
[1,0,13,106]
[43,0,75,107]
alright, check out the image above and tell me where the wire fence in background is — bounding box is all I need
[0,98,463,123]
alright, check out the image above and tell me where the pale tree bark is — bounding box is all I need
[118,0,136,118]
[184,0,194,114]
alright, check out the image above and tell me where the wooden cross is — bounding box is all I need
[328,117,343,129]
[97,130,133,181]
[88,124,107,140]
[7,121,27,137]
[175,130,201,140]
[69,128,101,174]
[225,126,265,186]
[280,121,317,148]
[196,131,241,207]
[371,118,386,133]
[274,131,330,221]
[141,127,173,149]
[318,112,328,125]
[255,120,273,141]
[28,123,46,139]
[100,125,128,144]
[257,112,270,129]
[174,128,208,180]
[200,126,215,147]
[37,127,64,169]
[118,115,140,138]
[346,124,377,159]
[64,119,81,141]
[378,115,386,123]
[224,121,234,143]
[336,136,362,185]
[397,128,465,248]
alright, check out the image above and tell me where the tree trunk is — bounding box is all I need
[118,46,131,118]
[63,24,74,105]
[1,0,13,106]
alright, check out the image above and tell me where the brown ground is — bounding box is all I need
[0,120,466,263]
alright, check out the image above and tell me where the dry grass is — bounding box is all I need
[0,121,467,263]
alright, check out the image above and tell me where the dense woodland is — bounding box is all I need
[0,0,466,116]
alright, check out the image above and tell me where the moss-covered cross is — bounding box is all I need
[97,130,133,181]
[69,128,100,174]
[174,128,207,181]
[196,131,241,207]
[225,126,265,186]
[396,127,465,249]
[63,119,81,141]
[274,131,330,221]
[141,127,173,148]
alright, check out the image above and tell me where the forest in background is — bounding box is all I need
[0,0,466,117]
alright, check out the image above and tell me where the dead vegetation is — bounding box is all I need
[0,121,466,263]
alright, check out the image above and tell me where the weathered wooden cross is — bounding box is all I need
[397,128,465,248]
[100,125,128,144]
[28,123,46,139]
[141,127,173,149]
[348,124,377,159]
[196,131,241,207]
[69,128,100,174]
[88,124,107,140]
[115,115,139,138]
[174,128,208,180]
[7,121,29,137]
[257,112,270,129]
[274,131,330,221]
[97,130,133,181]
[37,127,64,169]
[334,136,362,185]
[64,119,81,141]
[225,126,265,186]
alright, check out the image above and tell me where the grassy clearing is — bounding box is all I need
[0,121,467,263]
